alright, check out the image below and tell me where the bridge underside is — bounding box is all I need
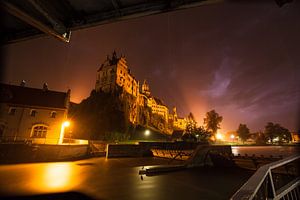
[1,0,219,44]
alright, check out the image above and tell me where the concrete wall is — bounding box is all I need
[106,144,142,158]
[0,144,88,163]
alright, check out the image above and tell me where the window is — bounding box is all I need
[8,107,16,115]
[30,109,37,117]
[31,125,47,138]
[50,111,56,118]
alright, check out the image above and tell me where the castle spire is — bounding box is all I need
[142,79,150,96]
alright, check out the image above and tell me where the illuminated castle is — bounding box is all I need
[95,51,139,97]
[96,51,187,134]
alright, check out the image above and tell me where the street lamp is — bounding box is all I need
[216,133,223,140]
[145,130,150,136]
[59,120,70,144]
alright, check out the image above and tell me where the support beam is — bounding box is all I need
[27,0,68,35]
[111,0,122,16]
[1,1,71,42]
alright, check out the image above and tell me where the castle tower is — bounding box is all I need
[95,51,139,97]
[141,80,150,96]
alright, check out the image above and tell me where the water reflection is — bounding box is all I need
[231,146,299,157]
[0,162,83,196]
[30,163,80,193]
[42,164,72,189]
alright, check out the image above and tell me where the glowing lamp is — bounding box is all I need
[63,121,70,127]
[145,130,150,136]
[216,133,223,140]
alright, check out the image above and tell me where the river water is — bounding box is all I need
[0,146,298,200]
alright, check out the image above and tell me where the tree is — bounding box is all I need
[195,126,212,142]
[255,131,267,145]
[182,112,198,142]
[203,110,223,135]
[264,122,291,144]
[185,112,197,135]
[237,124,250,143]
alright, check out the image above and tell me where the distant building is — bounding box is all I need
[169,107,187,131]
[0,83,70,144]
[291,132,300,143]
[95,51,188,134]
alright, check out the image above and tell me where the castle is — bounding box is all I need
[95,51,187,134]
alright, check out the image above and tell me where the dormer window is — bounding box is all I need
[50,111,56,118]
[8,107,16,115]
[30,109,37,117]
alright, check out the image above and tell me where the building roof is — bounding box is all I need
[0,83,69,109]
[98,51,123,71]
[153,97,166,107]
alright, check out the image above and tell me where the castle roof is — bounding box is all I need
[0,83,69,109]
[153,97,166,107]
[97,50,124,72]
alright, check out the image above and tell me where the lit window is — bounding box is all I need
[8,107,16,115]
[50,111,56,118]
[30,109,37,117]
[31,125,47,138]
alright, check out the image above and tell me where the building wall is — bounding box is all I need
[95,65,117,92]
[146,97,168,121]
[95,57,139,97]
[291,132,300,143]
[0,103,67,144]
[173,117,187,130]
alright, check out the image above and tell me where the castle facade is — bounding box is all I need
[95,51,187,134]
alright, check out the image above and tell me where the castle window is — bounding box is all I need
[50,111,56,118]
[30,109,37,117]
[31,125,47,138]
[8,107,16,115]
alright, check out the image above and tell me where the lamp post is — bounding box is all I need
[59,121,70,144]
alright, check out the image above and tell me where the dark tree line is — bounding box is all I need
[182,110,222,142]
[236,122,292,144]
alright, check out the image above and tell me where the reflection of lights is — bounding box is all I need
[231,146,238,156]
[145,130,150,136]
[230,134,235,139]
[44,164,71,189]
[273,137,279,142]
[30,163,78,193]
[216,133,223,140]
[78,139,88,144]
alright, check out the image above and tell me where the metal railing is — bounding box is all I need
[231,155,300,200]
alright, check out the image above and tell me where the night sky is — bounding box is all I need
[2,1,300,133]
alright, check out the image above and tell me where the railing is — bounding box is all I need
[231,155,300,200]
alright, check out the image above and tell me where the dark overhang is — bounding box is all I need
[0,0,221,44]
[0,0,293,44]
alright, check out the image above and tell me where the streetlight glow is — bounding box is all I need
[63,121,70,127]
[216,133,223,140]
[59,120,71,144]
[145,130,150,136]
[230,134,235,139]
